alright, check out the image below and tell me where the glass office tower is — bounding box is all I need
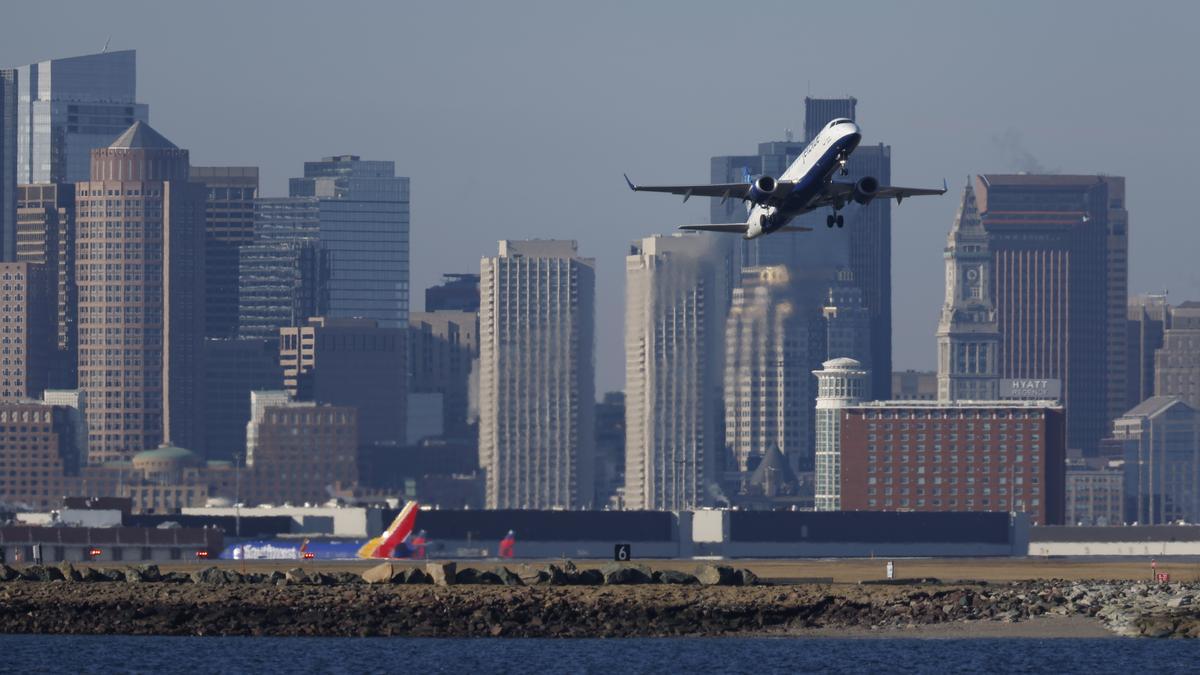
[288,155,410,327]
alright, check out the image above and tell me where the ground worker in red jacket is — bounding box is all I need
[498,530,516,559]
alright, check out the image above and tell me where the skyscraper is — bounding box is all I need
[723,266,815,477]
[0,262,52,401]
[479,240,595,509]
[10,50,149,186]
[409,309,478,439]
[75,121,205,463]
[710,97,891,399]
[936,183,1000,401]
[288,155,410,327]
[1155,302,1200,410]
[625,234,730,510]
[279,317,407,446]
[238,196,328,340]
[975,174,1128,453]
[1126,294,1169,411]
[16,183,76,387]
[425,273,480,312]
[190,166,258,339]
[0,69,15,261]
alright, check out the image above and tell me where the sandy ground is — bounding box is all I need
[128,557,1200,584]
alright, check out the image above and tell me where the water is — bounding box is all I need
[0,635,1196,674]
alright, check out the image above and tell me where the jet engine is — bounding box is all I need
[746,176,778,205]
[852,176,880,205]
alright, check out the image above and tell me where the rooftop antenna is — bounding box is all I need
[102,36,111,53]
[785,128,793,142]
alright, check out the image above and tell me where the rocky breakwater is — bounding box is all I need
[0,561,1197,638]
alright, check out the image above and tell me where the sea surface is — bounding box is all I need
[0,635,1195,674]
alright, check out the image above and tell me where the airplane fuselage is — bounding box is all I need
[746,119,862,238]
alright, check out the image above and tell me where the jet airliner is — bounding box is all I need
[625,119,946,239]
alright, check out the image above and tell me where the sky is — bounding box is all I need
[4,0,1199,394]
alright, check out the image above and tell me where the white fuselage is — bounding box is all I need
[745,119,862,238]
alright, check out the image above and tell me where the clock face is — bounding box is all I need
[966,268,979,282]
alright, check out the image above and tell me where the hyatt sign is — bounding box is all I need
[999,378,1062,400]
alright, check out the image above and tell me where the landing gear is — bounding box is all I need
[826,213,845,228]
[837,152,849,176]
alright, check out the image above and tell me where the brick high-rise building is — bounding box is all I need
[75,121,206,462]
[190,166,258,339]
[479,240,595,509]
[280,317,406,446]
[975,174,1128,454]
[245,397,357,506]
[0,262,53,401]
[0,401,85,510]
[840,401,1066,525]
[16,183,76,387]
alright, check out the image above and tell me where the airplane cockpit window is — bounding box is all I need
[827,118,851,128]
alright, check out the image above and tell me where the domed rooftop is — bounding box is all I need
[821,357,863,370]
[132,444,200,470]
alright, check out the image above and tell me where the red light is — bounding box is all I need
[195,550,210,558]
[87,548,102,558]
[302,552,315,559]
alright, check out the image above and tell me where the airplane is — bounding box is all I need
[222,501,422,561]
[624,118,946,239]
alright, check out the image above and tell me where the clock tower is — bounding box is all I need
[936,181,1000,401]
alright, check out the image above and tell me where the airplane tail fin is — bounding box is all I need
[358,501,420,559]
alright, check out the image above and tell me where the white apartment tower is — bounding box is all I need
[724,266,815,476]
[625,234,730,510]
[813,357,868,511]
[936,184,1000,401]
[479,240,595,509]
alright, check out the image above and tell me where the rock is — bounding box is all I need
[574,569,604,586]
[0,564,19,582]
[1166,596,1192,609]
[498,567,524,586]
[191,567,232,584]
[162,571,191,584]
[404,568,430,584]
[268,571,286,584]
[601,562,652,585]
[656,570,698,585]
[101,568,126,582]
[427,561,457,586]
[79,567,106,583]
[455,567,484,585]
[21,565,58,582]
[285,568,311,585]
[57,562,80,582]
[695,564,737,586]
[334,572,363,585]
[477,571,504,585]
[735,568,759,587]
[517,565,548,585]
[126,564,161,583]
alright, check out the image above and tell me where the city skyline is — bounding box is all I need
[3,1,1196,394]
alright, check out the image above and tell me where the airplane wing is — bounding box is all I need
[821,179,948,205]
[678,224,813,234]
[625,174,794,204]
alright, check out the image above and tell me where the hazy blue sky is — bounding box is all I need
[5,0,1198,393]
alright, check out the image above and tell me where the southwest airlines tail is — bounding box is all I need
[356,501,419,559]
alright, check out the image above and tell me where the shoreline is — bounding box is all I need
[0,562,1196,639]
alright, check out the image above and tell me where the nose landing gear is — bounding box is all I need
[826,213,845,228]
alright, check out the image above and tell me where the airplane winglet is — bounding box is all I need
[942,178,948,193]
[623,173,637,191]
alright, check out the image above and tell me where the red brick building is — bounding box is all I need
[840,401,1065,525]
